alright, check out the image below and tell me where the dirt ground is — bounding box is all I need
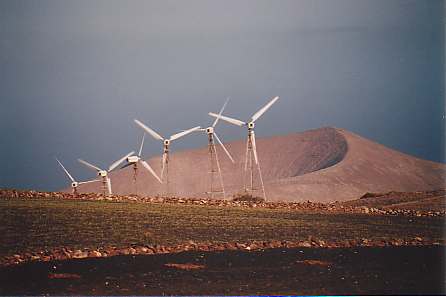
[0,245,444,295]
[1,193,444,295]
[1,198,443,259]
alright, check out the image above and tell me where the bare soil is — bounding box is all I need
[0,246,444,295]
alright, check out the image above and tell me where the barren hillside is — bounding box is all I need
[77,127,445,202]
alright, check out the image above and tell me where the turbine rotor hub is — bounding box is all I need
[206,127,214,134]
[71,181,78,188]
[98,170,107,177]
[248,122,255,130]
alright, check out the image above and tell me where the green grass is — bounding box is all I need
[0,198,444,256]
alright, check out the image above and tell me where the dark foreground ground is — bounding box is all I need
[0,246,444,295]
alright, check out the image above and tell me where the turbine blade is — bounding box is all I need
[78,179,101,185]
[55,157,75,182]
[212,97,230,128]
[141,160,162,183]
[251,132,259,164]
[208,112,245,127]
[138,133,145,156]
[109,151,135,172]
[106,177,112,195]
[169,126,201,141]
[120,162,133,169]
[251,96,279,122]
[134,119,164,141]
[160,152,167,181]
[214,132,235,163]
[78,159,102,172]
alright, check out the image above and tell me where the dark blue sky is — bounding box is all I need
[0,0,444,191]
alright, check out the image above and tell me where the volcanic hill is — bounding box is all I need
[77,127,445,202]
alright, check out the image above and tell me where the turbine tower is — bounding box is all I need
[134,119,200,195]
[121,133,162,195]
[200,98,234,199]
[78,151,134,196]
[55,157,99,195]
[209,96,279,201]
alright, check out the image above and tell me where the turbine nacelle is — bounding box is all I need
[98,170,107,177]
[164,139,171,146]
[71,181,78,188]
[206,127,214,134]
[247,122,255,130]
[127,155,140,163]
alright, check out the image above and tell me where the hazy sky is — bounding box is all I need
[0,0,444,191]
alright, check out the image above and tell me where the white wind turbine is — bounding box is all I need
[121,133,162,195]
[209,96,279,200]
[78,151,135,196]
[55,157,100,195]
[134,119,201,194]
[198,98,235,199]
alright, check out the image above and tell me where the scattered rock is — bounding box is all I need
[300,241,312,248]
[88,250,102,257]
[296,260,332,267]
[0,237,443,267]
[317,240,326,247]
[136,247,148,253]
[1,189,444,218]
[48,273,81,279]
[164,263,205,270]
[72,250,88,259]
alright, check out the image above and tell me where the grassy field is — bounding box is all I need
[0,198,443,257]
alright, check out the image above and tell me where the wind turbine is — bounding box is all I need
[78,151,134,196]
[121,133,162,195]
[134,119,201,195]
[55,157,100,195]
[198,98,235,199]
[209,96,279,200]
